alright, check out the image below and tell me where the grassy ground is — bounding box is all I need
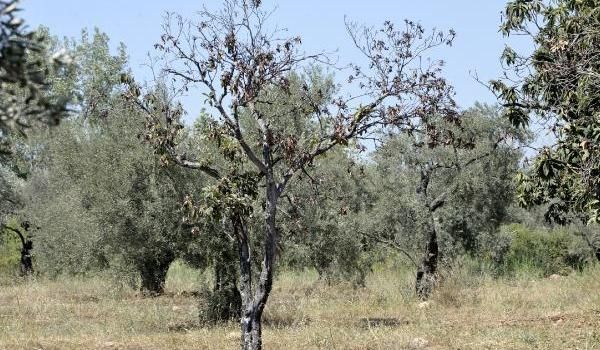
[0,262,598,350]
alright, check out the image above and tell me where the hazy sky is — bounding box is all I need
[23,0,532,119]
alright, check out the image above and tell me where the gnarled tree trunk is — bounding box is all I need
[6,225,34,276]
[139,253,175,296]
[235,179,278,350]
[20,239,33,276]
[236,214,253,349]
[414,165,443,300]
[416,223,438,299]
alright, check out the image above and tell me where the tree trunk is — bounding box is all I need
[234,215,254,349]
[5,226,34,276]
[20,239,33,276]
[139,254,174,296]
[415,166,440,300]
[416,223,438,300]
[234,180,278,350]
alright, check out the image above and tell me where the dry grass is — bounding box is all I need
[0,262,599,350]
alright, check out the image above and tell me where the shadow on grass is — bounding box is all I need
[359,317,409,328]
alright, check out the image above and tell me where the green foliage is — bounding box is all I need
[496,0,600,223]
[368,104,524,262]
[0,226,20,275]
[0,162,21,226]
[488,223,594,276]
[19,29,206,292]
[0,7,72,235]
[25,183,106,276]
[281,150,376,286]
[26,107,203,284]
[198,246,241,325]
[0,1,69,144]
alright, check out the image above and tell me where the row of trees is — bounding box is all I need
[1,0,600,349]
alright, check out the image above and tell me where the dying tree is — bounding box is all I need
[126,1,456,348]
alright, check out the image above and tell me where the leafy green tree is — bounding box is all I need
[26,96,206,294]
[281,149,376,286]
[493,0,600,224]
[368,104,524,298]
[22,29,206,294]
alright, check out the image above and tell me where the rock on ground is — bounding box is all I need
[408,337,429,349]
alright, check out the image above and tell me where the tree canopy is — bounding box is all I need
[494,0,600,223]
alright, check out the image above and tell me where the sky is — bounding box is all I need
[23,0,532,121]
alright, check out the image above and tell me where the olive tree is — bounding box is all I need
[280,148,376,286]
[126,1,457,348]
[368,104,524,298]
[21,29,207,294]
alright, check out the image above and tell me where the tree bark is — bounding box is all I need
[233,214,254,350]
[234,179,278,350]
[251,181,277,349]
[415,165,440,300]
[139,253,174,296]
[416,222,438,300]
[5,226,34,276]
[20,239,33,276]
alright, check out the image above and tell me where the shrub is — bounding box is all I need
[490,224,593,277]
[0,229,20,276]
